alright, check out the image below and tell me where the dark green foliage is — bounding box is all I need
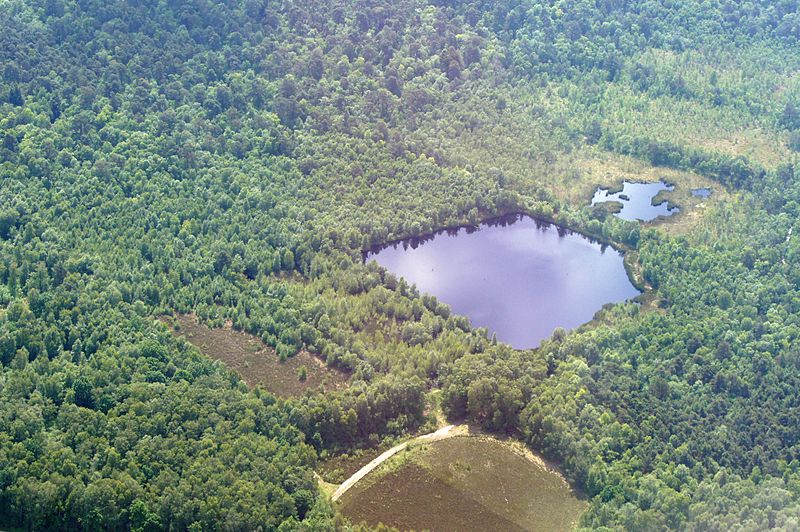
[2,0,800,530]
[0,285,333,530]
[293,376,427,452]
[71,375,94,408]
[7,85,22,106]
[790,130,800,152]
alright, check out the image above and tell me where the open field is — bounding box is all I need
[339,435,587,531]
[162,314,349,398]
[414,92,729,238]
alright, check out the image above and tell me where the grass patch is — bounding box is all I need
[339,435,586,532]
[571,149,732,236]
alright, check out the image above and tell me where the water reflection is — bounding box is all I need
[592,180,678,221]
[367,215,640,349]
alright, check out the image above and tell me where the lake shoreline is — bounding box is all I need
[365,211,642,349]
[363,208,631,260]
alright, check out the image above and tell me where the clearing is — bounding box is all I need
[162,314,348,398]
[338,432,587,531]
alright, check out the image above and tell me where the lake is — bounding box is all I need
[366,215,640,348]
[592,180,678,221]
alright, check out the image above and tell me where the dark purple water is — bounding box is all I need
[366,215,640,348]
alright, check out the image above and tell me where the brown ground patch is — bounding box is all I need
[341,462,528,532]
[339,436,587,532]
[162,314,348,398]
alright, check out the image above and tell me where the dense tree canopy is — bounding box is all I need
[2,0,800,529]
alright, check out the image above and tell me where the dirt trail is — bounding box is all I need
[330,424,460,502]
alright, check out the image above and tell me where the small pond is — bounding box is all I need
[592,180,678,221]
[366,215,640,349]
[691,187,712,198]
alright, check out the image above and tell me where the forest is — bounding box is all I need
[1,0,800,529]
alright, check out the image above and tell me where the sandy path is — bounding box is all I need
[330,424,459,502]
